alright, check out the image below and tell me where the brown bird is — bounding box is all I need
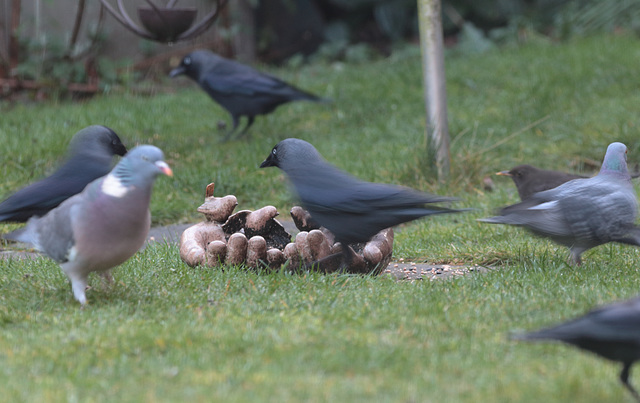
[496,164,586,200]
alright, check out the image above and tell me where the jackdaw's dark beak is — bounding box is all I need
[169,66,186,78]
[260,154,276,168]
[114,143,128,156]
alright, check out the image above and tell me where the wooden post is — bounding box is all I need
[417,0,450,181]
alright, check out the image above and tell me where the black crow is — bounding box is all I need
[0,125,127,223]
[260,138,464,269]
[479,143,640,265]
[169,50,328,141]
[513,296,640,402]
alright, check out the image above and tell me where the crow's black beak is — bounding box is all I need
[260,154,276,168]
[169,66,186,78]
[259,159,273,168]
[114,143,128,156]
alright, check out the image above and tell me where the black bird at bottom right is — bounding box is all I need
[513,295,640,402]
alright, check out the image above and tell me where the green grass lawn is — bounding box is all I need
[2,34,640,401]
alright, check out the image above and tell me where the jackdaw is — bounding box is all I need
[260,138,464,269]
[0,125,127,223]
[169,50,328,141]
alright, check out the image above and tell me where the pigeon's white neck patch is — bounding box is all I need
[101,174,129,198]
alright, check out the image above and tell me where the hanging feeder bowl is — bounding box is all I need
[99,0,228,43]
[137,7,197,42]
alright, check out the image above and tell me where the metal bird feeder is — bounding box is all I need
[98,0,229,43]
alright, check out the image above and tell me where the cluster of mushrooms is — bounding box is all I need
[179,184,394,274]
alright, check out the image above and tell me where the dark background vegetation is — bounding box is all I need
[2,0,640,99]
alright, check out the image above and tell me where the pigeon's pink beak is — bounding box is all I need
[156,161,173,177]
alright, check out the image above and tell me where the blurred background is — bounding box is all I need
[2,0,640,100]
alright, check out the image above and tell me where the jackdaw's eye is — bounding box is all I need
[184,57,191,66]
[272,148,277,155]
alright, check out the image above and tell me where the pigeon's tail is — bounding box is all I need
[3,221,39,247]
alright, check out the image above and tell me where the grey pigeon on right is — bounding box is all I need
[4,145,172,305]
[496,164,586,200]
[0,125,127,223]
[479,142,640,265]
[260,138,464,269]
[513,295,640,402]
[169,50,328,141]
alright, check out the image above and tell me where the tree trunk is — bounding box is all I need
[417,0,450,182]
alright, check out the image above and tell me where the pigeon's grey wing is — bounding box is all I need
[482,179,626,238]
[559,182,638,242]
[5,195,78,262]
[32,196,79,262]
